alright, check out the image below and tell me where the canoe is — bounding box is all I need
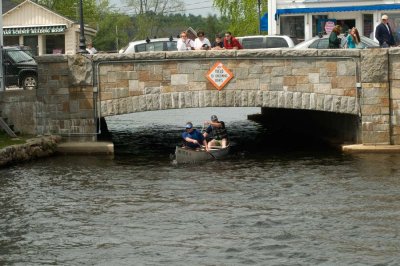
[175,145,230,164]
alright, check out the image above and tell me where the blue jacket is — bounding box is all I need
[375,23,395,47]
[182,129,204,149]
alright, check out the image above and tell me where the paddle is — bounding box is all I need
[207,150,216,159]
[201,145,216,159]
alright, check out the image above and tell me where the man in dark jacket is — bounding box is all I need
[203,115,229,149]
[375,14,395,47]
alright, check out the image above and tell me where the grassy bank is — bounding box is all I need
[0,131,26,149]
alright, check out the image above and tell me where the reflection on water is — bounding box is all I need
[1,108,400,265]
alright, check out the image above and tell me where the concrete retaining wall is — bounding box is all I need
[0,136,61,167]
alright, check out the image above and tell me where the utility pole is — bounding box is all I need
[78,0,88,53]
[0,0,4,91]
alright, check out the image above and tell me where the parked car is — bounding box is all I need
[237,35,297,49]
[294,35,379,49]
[2,46,38,90]
[120,37,178,53]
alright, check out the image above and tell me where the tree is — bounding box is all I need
[93,12,133,52]
[34,0,109,29]
[213,0,265,36]
[123,0,184,39]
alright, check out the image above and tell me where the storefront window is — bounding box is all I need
[313,15,328,36]
[46,35,65,54]
[280,16,305,42]
[363,14,374,39]
[3,36,20,46]
[23,36,38,56]
[388,13,400,45]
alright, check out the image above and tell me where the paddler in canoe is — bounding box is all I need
[181,122,209,151]
[202,115,229,149]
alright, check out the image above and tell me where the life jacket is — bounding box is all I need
[211,121,228,140]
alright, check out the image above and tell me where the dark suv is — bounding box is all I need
[2,46,38,90]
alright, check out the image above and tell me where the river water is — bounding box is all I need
[1,108,399,265]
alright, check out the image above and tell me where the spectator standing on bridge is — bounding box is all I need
[328,25,342,49]
[346,27,361,48]
[194,30,211,50]
[212,34,224,50]
[375,15,395,48]
[182,122,209,151]
[223,31,243,50]
[86,42,97,54]
[177,31,195,51]
[203,115,229,149]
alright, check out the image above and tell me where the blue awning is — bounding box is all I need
[260,13,268,31]
[275,4,400,19]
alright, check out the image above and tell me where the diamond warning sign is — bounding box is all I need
[206,62,234,91]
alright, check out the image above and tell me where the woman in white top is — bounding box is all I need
[177,31,195,51]
[194,30,212,50]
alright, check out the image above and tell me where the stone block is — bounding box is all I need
[226,90,235,106]
[301,93,310,110]
[315,83,332,94]
[308,73,319,84]
[309,93,317,110]
[337,61,356,76]
[362,104,382,116]
[316,94,325,110]
[171,74,189,85]
[362,130,390,144]
[215,91,224,107]
[138,95,146,111]
[135,51,166,60]
[249,65,263,74]
[211,91,219,106]
[235,68,250,79]
[269,91,278,107]
[292,92,302,109]
[205,50,237,58]
[237,49,281,57]
[282,49,318,57]
[192,92,200,108]
[285,92,294,108]
[237,79,260,90]
[283,76,297,86]
[168,92,177,109]
[361,49,388,83]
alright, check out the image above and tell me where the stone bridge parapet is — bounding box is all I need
[1,48,399,145]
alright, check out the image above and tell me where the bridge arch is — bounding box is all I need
[1,48,396,145]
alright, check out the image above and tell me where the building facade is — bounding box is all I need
[2,0,96,56]
[267,0,400,43]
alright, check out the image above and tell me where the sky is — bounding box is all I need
[109,0,219,16]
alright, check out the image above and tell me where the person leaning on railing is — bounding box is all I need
[328,25,342,49]
[177,31,195,51]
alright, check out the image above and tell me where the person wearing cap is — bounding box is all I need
[375,14,395,47]
[181,122,209,151]
[203,115,229,149]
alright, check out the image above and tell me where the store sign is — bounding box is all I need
[324,21,335,34]
[206,62,234,91]
[3,25,67,36]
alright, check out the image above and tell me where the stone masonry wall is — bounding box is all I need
[389,49,400,145]
[1,48,399,145]
[35,55,97,140]
[96,49,360,117]
[360,49,391,144]
[0,90,37,135]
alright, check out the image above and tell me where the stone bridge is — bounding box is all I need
[0,48,399,145]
